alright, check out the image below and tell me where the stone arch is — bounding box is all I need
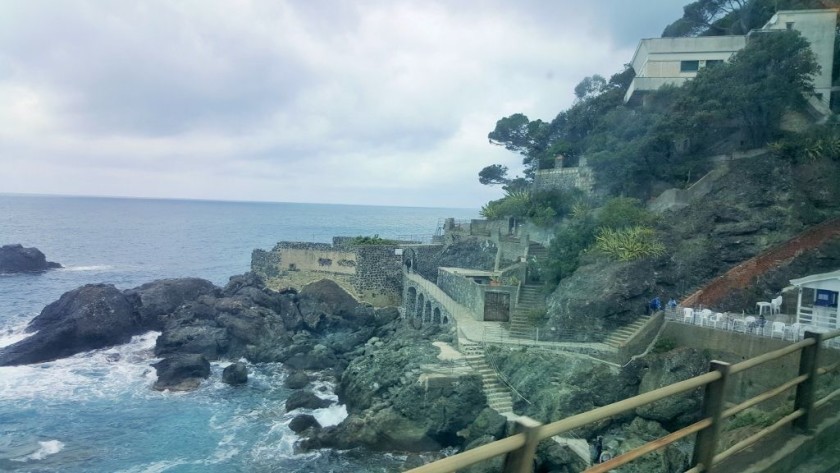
[416,293,425,320]
[406,286,417,316]
[442,315,449,324]
[433,307,441,324]
[403,248,417,273]
[424,301,432,322]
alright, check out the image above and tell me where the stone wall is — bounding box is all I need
[437,269,484,320]
[533,165,594,194]
[353,245,403,306]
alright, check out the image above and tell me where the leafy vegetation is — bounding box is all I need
[481,0,829,286]
[596,197,656,230]
[594,226,667,262]
[348,235,398,245]
[480,188,583,227]
[770,125,840,162]
[662,0,833,38]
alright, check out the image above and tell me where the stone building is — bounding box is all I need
[251,237,427,306]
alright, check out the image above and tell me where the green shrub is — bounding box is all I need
[349,235,397,245]
[593,226,666,262]
[596,197,655,230]
[543,218,596,283]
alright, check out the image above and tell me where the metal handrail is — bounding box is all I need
[406,328,840,473]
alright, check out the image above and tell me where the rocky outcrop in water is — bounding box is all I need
[0,270,499,452]
[0,284,141,365]
[152,354,211,391]
[0,274,402,393]
[222,362,248,385]
[0,244,61,274]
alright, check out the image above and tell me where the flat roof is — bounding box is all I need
[790,269,840,287]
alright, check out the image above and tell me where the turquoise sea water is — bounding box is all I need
[0,194,477,472]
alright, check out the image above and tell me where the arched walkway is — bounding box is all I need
[433,307,441,324]
[406,287,417,316]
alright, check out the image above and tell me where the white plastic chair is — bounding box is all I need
[683,308,694,324]
[709,313,723,328]
[770,296,783,315]
[745,316,756,333]
[785,323,801,341]
[698,309,713,326]
[770,322,786,338]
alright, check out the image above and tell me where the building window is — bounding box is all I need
[680,60,700,72]
[706,60,723,67]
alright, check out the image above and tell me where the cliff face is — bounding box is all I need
[544,153,840,338]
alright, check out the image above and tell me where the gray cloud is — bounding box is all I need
[0,0,688,207]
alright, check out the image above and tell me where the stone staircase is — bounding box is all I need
[527,242,548,261]
[602,315,651,349]
[509,284,546,339]
[460,340,514,415]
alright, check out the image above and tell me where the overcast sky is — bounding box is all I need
[0,0,685,208]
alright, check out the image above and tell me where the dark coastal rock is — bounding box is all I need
[0,284,141,366]
[285,371,310,389]
[222,362,248,385]
[545,258,659,341]
[152,354,210,391]
[124,278,218,329]
[633,347,710,428]
[155,324,230,360]
[486,346,633,434]
[301,328,489,453]
[286,390,333,411]
[0,244,61,274]
[289,414,321,433]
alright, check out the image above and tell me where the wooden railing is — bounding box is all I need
[406,329,840,473]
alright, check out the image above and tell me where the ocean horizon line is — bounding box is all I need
[0,192,479,212]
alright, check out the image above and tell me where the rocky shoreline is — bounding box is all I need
[0,272,502,455]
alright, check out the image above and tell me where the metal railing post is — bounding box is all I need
[793,331,823,433]
[691,360,730,472]
[502,416,542,473]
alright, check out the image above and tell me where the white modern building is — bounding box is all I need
[624,9,838,106]
[790,269,840,330]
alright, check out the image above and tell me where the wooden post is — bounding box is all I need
[691,361,731,473]
[502,416,542,473]
[794,331,823,433]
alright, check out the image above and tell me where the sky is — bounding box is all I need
[0,0,686,208]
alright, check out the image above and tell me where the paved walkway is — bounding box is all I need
[406,272,617,360]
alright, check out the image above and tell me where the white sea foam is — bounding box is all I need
[0,321,33,348]
[0,331,161,403]
[11,440,64,462]
[60,265,114,272]
[312,403,348,427]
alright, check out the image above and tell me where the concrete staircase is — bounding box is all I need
[603,315,651,349]
[509,284,546,339]
[527,242,548,261]
[460,340,514,415]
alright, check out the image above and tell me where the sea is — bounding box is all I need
[0,194,478,473]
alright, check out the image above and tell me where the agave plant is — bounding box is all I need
[594,226,666,262]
